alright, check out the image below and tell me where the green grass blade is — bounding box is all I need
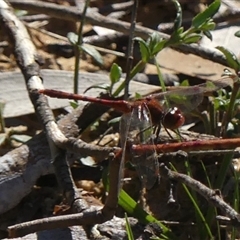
[170,162,213,239]
[118,189,176,239]
[125,213,134,240]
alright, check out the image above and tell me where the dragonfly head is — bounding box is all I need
[162,107,185,130]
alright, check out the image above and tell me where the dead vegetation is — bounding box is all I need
[1,0,240,239]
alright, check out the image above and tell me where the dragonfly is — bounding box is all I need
[38,73,235,189]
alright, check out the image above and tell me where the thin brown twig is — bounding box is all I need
[98,1,134,14]
[159,164,240,224]
[124,0,138,99]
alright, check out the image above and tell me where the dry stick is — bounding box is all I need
[8,152,121,238]
[9,0,229,67]
[0,0,86,218]
[124,0,138,99]
[159,164,240,225]
[53,149,89,213]
[20,13,50,22]
[98,1,134,14]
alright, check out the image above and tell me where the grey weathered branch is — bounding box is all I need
[0,0,87,214]
[159,164,240,225]
[8,151,121,238]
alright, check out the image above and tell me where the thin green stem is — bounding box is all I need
[229,169,240,240]
[200,161,221,240]
[73,0,90,95]
[184,160,212,239]
[113,60,146,97]
[154,56,166,92]
[209,100,217,135]
[170,162,213,239]
[124,0,138,100]
[0,101,5,133]
[221,81,240,136]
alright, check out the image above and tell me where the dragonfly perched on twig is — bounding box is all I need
[39,73,235,189]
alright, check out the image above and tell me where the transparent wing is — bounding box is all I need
[149,76,233,113]
[119,103,159,189]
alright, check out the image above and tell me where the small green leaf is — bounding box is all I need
[180,79,190,87]
[152,40,167,55]
[150,32,162,46]
[203,30,212,41]
[200,21,216,31]
[0,133,7,146]
[83,83,110,93]
[183,34,202,44]
[135,37,150,62]
[235,30,240,38]
[235,99,240,106]
[172,0,182,31]
[214,98,228,111]
[216,46,240,71]
[67,32,78,45]
[135,92,142,99]
[10,134,32,143]
[166,28,182,45]
[79,44,103,65]
[149,32,162,52]
[177,27,184,35]
[69,101,79,109]
[108,116,121,125]
[110,63,122,84]
[192,0,220,28]
[142,32,166,56]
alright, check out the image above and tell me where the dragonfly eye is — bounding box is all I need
[162,107,185,130]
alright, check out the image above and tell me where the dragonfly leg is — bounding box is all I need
[153,125,161,144]
[164,127,186,142]
[172,129,186,141]
[164,126,175,140]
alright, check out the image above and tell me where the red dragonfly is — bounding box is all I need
[38,74,235,189]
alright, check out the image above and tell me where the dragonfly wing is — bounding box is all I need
[118,112,132,192]
[120,104,159,189]
[150,86,205,112]
[150,76,233,113]
[161,87,204,113]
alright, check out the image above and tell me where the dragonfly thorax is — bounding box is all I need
[144,98,165,126]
